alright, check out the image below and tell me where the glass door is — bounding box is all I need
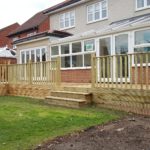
[98,36,112,82]
[114,33,130,82]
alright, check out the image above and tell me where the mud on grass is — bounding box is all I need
[35,115,150,150]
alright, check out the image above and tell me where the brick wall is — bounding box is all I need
[38,18,49,33]
[61,69,91,83]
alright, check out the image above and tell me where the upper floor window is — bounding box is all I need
[60,11,75,30]
[87,0,108,23]
[136,0,150,10]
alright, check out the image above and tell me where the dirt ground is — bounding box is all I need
[35,115,150,150]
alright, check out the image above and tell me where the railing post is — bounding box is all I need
[91,53,96,88]
[7,60,10,84]
[28,60,32,85]
[56,56,61,87]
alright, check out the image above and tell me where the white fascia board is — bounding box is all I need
[15,37,50,46]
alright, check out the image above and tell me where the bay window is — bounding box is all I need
[87,0,108,23]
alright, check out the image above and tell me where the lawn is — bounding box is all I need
[0,96,123,150]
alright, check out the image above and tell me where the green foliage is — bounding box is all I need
[0,96,122,150]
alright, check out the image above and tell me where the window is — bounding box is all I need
[61,44,70,54]
[60,11,75,29]
[61,56,71,68]
[51,46,59,56]
[72,42,82,53]
[20,47,47,64]
[115,34,128,54]
[136,0,150,10]
[51,39,95,69]
[21,52,25,64]
[134,29,150,55]
[135,29,150,45]
[31,50,35,62]
[84,39,95,52]
[100,37,111,56]
[87,0,108,23]
[72,55,83,67]
[84,54,91,67]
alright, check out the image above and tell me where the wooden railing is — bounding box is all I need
[0,59,61,87]
[0,64,8,84]
[92,52,150,90]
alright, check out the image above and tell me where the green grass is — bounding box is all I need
[0,96,123,150]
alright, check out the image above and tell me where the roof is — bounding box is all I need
[13,30,72,45]
[0,47,16,58]
[50,13,150,45]
[0,23,20,47]
[44,0,82,14]
[8,11,48,37]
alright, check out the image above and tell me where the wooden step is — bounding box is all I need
[45,96,88,108]
[51,91,92,103]
[62,86,91,93]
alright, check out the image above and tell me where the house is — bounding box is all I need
[0,23,20,49]
[15,0,150,83]
[8,10,72,64]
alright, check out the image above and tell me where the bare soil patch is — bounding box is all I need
[35,115,150,150]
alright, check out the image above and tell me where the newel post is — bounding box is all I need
[91,53,96,88]
[28,60,32,85]
[56,56,61,87]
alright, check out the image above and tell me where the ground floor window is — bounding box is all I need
[51,39,95,69]
[20,47,47,64]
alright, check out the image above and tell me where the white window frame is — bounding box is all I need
[133,28,150,66]
[87,0,108,24]
[59,11,75,30]
[135,0,150,11]
[20,46,47,64]
[50,39,96,70]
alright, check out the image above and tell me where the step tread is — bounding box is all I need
[46,96,87,102]
[51,91,91,95]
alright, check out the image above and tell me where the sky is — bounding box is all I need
[0,0,64,29]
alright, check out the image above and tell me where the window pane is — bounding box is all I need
[95,3,100,20]
[84,39,95,51]
[147,0,150,5]
[100,37,111,56]
[61,44,70,54]
[88,5,94,22]
[72,55,83,67]
[134,47,150,63]
[51,46,59,56]
[26,51,30,63]
[42,48,46,61]
[137,0,144,8]
[135,29,150,45]
[115,34,128,54]
[36,49,40,62]
[21,52,25,64]
[88,14,93,22]
[72,42,82,53]
[84,54,91,67]
[31,50,35,62]
[102,1,107,18]
[61,56,70,68]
